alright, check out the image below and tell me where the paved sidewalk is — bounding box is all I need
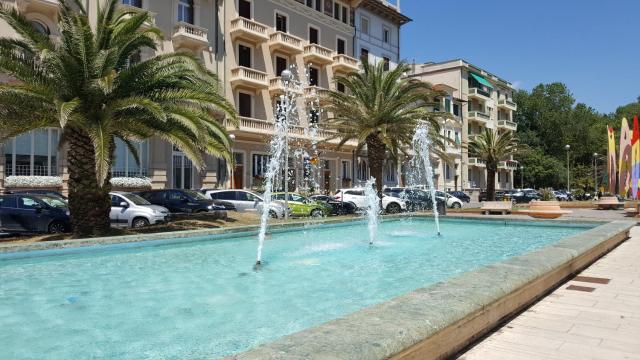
[458,226,640,360]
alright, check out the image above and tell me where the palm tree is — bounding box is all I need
[324,60,443,194]
[468,129,519,201]
[0,0,236,237]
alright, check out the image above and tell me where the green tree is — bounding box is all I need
[516,149,564,189]
[468,129,519,201]
[0,0,236,236]
[324,61,442,193]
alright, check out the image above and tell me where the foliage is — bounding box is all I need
[110,177,152,189]
[324,60,444,193]
[4,176,63,188]
[468,129,519,201]
[0,0,236,236]
[539,188,555,201]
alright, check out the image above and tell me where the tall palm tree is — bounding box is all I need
[468,129,519,201]
[324,60,443,194]
[0,0,236,237]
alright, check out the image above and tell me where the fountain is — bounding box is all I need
[364,177,380,245]
[411,122,441,235]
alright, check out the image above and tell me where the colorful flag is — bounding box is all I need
[619,118,632,197]
[633,116,640,199]
[607,126,617,194]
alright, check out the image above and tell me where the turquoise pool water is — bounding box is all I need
[0,218,594,359]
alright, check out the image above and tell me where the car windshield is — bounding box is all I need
[183,190,209,201]
[124,193,151,206]
[34,195,67,209]
[289,194,306,202]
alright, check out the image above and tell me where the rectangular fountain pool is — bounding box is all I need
[0,218,596,359]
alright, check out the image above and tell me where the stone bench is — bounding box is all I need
[595,196,624,210]
[481,201,512,215]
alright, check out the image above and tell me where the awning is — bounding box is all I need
[470,72,494,89]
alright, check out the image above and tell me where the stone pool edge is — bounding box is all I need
[0,214,604,254]
[225,220,634,360]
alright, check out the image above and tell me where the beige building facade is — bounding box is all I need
[407,59,519,192]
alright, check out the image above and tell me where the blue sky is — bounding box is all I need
[399,0,639,114]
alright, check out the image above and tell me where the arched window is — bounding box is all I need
[177,0,194,24]
[30,20,50,35]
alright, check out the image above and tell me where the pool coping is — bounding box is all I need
[222,219,635,360]
[0,213,606,255]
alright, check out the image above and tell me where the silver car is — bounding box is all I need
[109,192,170,228]
[203,189,290,218]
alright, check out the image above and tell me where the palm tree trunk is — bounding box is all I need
[66,126,112,237]
[486,163,497,201]
[366,133,386,194]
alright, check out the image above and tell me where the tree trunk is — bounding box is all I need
[366,133,386,195]
[486,163,497,201]
[66,126,112,237]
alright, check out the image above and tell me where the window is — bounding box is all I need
[122,0,142,8]
[177,0,194,24]
[337,82,345,93]
[445,97,451,113]
[336,38,345,54]
[453,103,460,116]
[383,27,390,43]
[323,0,332,15]
[275,56,287,77]
[383,57,390,71]
[306,0,313,7]
[309,109,319,124]
[3,129,59,176]
[253,154,271,177]
[385,162,395,182]
[309,27,319,44]
[316,0,323,12]
[237,191,258,202]
[212,191,236,200]
[111,138,149,177]
[342,6,347,23]
[0,196,17,208]
[238,44,251,67]
[445,164,451,180]
[111,195,126,207]
[238,0,251,19]
[275,13,287,32]
[360,16,369,35]
[341,160,350,178]
[238,92,252,117]
[360,48,369,62]
[308,67,319,86]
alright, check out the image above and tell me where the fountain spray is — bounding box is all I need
[412,122,441,236]
[364,177,380,245]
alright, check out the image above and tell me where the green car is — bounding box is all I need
[271,193,332,217]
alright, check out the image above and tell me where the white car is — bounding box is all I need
[203,189,290,218]
[109,192,170,228]
[334,188,407,213]
[435,191,464,209]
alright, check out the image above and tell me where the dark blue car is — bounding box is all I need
[0,194,70,234]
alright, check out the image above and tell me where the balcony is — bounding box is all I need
[498,160,519,170]
[172,22,209,50]
[303,44,334,65]
[332,54,359,73]
[230,67,268,89]
[229,117,347,144]
[498,98,518,111]
[269,77,304,97]
[17,0,59,16]
[118,4,156,27]
[230,17,269,44]
[468,111,490,124]
[468,87,491,100]
[497,120,518,131]
[269,31,303,54]
[468,157,486,167]
[304,86,330,99]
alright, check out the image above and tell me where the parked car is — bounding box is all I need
[0,194,70,233]
[435,191,464,209]
[335,188,407,214]
[109,192,170,228]
[271,193,332,217]
[7,189,68,202]
[511,189,541,203]
[447,191,470,203]
[553,190,569,201]
[136,189,225,215]
[383,187,447,211]
[203,189,290,218]
[309,194,357,215]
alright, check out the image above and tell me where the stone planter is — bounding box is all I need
[525,200,571,219]
[595,196,623,210]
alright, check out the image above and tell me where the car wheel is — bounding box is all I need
[132,217,150,228]
[310,209,323,217]
[386,202,401,214]
[48,221,66,234]
[452,202,462,209]
[269,210,278,219]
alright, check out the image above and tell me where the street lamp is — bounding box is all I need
[229,134,236,189]
[565,144,571,193]
[280,69,293,220]
[520,164,524,189]
[593,152,598,198]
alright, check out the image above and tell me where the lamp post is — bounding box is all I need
[593,152,598,198]
[565,144,571,192]
[520,164,524,189]
[281,69,293,220]
[229,134,236,189]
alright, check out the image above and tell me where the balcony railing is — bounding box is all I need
[230,17,269,43]
[498,98,517,111]
[332,54,359,73]
[498,160,519,170]
[497,120,517,131]
[6,165,57,177]
[304,85,330,98]
[468,111,490,122]
[230,67,268,88]
[172,22,209,49]
[468,87,491,99]
[269,31,303,53]
[468,158,486,167]
[303,44,334,64]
